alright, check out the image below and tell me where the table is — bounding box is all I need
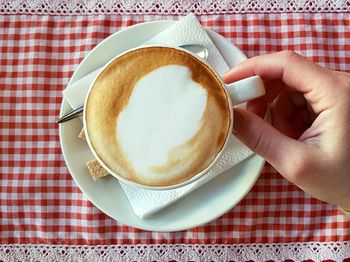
[0,0,349,261]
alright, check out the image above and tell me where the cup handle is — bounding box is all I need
[225,75,265,106]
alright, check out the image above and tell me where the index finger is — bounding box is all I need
[223,50,333,94]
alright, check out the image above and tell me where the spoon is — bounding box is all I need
[56,44,209,124]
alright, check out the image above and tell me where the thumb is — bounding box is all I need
[233,108,306,176]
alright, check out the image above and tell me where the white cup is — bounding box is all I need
[84,45,265,190]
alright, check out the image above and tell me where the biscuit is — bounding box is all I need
[86,159,109,181]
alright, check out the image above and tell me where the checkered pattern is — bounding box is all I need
[0,13,349,246]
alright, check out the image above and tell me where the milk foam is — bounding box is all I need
[116,65,208,179]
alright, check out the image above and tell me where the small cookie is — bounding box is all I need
[78,128,86,140]
[86,159,109,181]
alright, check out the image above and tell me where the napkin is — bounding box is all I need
[63,13,254,218]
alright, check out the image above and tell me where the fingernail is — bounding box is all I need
[222,70,230,77]
[233,110,243,134]
[222,68,237,81]
[221,72,230,82]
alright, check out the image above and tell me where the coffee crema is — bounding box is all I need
[85,47,231,187]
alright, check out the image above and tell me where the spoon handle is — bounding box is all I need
[56,105,84,124]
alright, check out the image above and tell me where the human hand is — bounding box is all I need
[224,51,350,211]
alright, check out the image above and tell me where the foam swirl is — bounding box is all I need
[117,64,208,180]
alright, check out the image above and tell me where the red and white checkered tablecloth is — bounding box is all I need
[0,10,350,261]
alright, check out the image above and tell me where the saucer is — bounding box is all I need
[59,20,265,231]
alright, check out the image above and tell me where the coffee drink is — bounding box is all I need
[85,46,231,187]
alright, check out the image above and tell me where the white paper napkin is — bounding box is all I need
[63,13,254,218]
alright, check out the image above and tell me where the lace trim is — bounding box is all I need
[1,0,350,15]
[0,242,349,261]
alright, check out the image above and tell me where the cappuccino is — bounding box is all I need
[85,46,231,187]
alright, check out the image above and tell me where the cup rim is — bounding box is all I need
[83,45,234,190]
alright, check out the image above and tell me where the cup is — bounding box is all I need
[83,45,265,190]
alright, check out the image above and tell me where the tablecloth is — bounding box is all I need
[0,0,350,261]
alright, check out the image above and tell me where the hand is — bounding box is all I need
[224,51,350,211]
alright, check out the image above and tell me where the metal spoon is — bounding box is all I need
[56,44,209,124]
[181,44,209,61]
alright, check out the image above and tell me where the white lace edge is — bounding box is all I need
[0,242,349,261]
[1,0,350,15]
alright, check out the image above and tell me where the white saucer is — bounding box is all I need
[59,20,265,232]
